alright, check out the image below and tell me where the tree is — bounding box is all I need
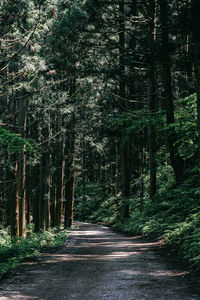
[158,0,185,184]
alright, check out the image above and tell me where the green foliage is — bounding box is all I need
[0,227,69,279]
[74,182,107,221]
[89,196,120,225]
[108,111,163,137]
[174,94,198,159]
[165,212,200,269]
[0,126,36,153]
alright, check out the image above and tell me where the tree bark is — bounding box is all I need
[18,98,27,238]
[39,153,46,230]
[191,0,200,157]
[159,0,184,184]
[26,164,32,225]
[50,176,56,228]
[44,119,51,230]
[64,113,75,228]
[10,160,19,237]
[32,165,40,232]
[118,0,130,219]
[148,0,157,199]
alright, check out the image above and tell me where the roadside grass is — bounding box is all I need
[0,226,69,279]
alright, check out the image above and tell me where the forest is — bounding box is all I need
[1,0,200,278]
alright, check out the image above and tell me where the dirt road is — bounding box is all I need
[0,222,199,300]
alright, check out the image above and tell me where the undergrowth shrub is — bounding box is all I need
[0,227,69,279]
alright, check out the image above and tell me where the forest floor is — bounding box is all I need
[0,222,200,300]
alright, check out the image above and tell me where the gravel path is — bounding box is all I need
[0,222,199,300]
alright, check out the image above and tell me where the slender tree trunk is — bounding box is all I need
[44,118,51,230]
[18,98,27,238]
[119,1,125,107]
[194,59,200,157]
[159,0,184,184]
[64,166,75,228]
[32,165,40,232]
[114,139,119,196]
[191,0,200,157]
[148,0,157,199]
[140,148,144,210]
[50,129,56,228]
[38,115,51,230]
[26,164,32,225]
[39,153,46,230]
[64,113,75,228]
[55,138,65,228]
[120,142,131,218]
[10,161,19,237]
[50,176,56,227]
[81,138,86,201]
[55,171,62,227]
[119,0,130,219]
[148,65,157,199]
[45,153,51,230]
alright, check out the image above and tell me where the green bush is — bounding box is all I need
[0,227,69,279]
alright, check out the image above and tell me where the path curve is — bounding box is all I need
[0,222,199,300]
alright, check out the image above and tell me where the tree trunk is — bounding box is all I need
[159,0,184,184]
[55,171,62,227]
[10,160,19,237]
[45,153,51,230]
[64,113,75,228]
[18,98,27,238]
[55,138,65,228]
[64,166,75,228]
[44,119,51,230]
[50,178,56,227]
[119,0,130,219]
[148,0,157,199]
[32,165,40,232]
[26,164,32,225]
[191,0,200,157]
[39,153,46,230]
[81,138,86,201]
[140,148,144,210]
[120,142,131,218]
